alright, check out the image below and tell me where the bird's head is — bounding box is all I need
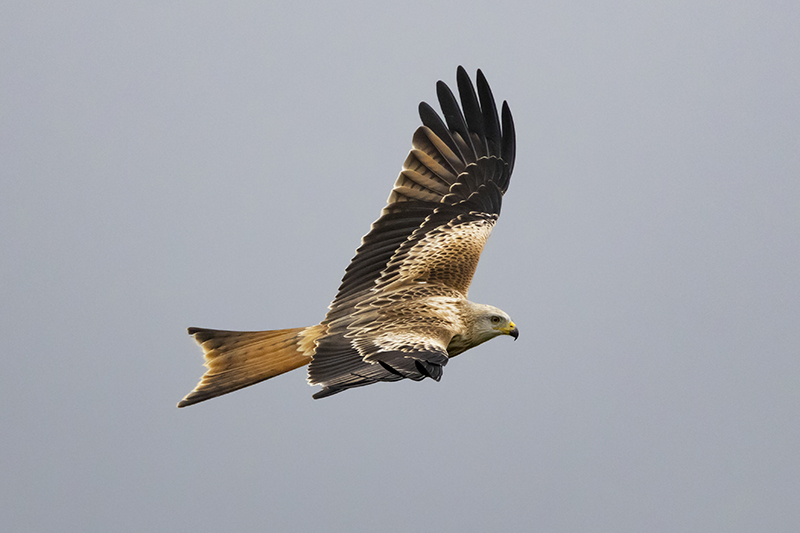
[469,302,519,344]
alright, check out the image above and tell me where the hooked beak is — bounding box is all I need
[506,322,519,341]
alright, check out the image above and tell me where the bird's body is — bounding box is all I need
[179,67,518,407]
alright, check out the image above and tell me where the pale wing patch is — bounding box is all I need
[372,331,444,354]
[349,293,465,359]
[396,218,495,296]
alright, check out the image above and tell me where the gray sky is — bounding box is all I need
[2,1,799,531]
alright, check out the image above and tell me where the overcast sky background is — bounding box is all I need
[2,1,799,532]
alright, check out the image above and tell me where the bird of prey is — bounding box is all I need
[178,66,517,407]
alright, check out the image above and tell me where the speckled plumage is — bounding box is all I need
[179,67,518,407]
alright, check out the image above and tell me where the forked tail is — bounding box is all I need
[178,324,324,407]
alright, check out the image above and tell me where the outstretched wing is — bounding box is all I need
[308,67,515,398]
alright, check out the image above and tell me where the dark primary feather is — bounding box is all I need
[456,67,487,158]
[501,102,516,177]
[307,67,516,396]
[476,69,502,158]
[436,80,476,164]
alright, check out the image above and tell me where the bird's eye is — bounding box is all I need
[491,316,501,324]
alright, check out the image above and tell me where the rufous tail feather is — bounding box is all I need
[177,324,324,407]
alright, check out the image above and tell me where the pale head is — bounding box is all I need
[444,301,519,357]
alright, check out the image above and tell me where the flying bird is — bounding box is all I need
[179,66,517,406]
